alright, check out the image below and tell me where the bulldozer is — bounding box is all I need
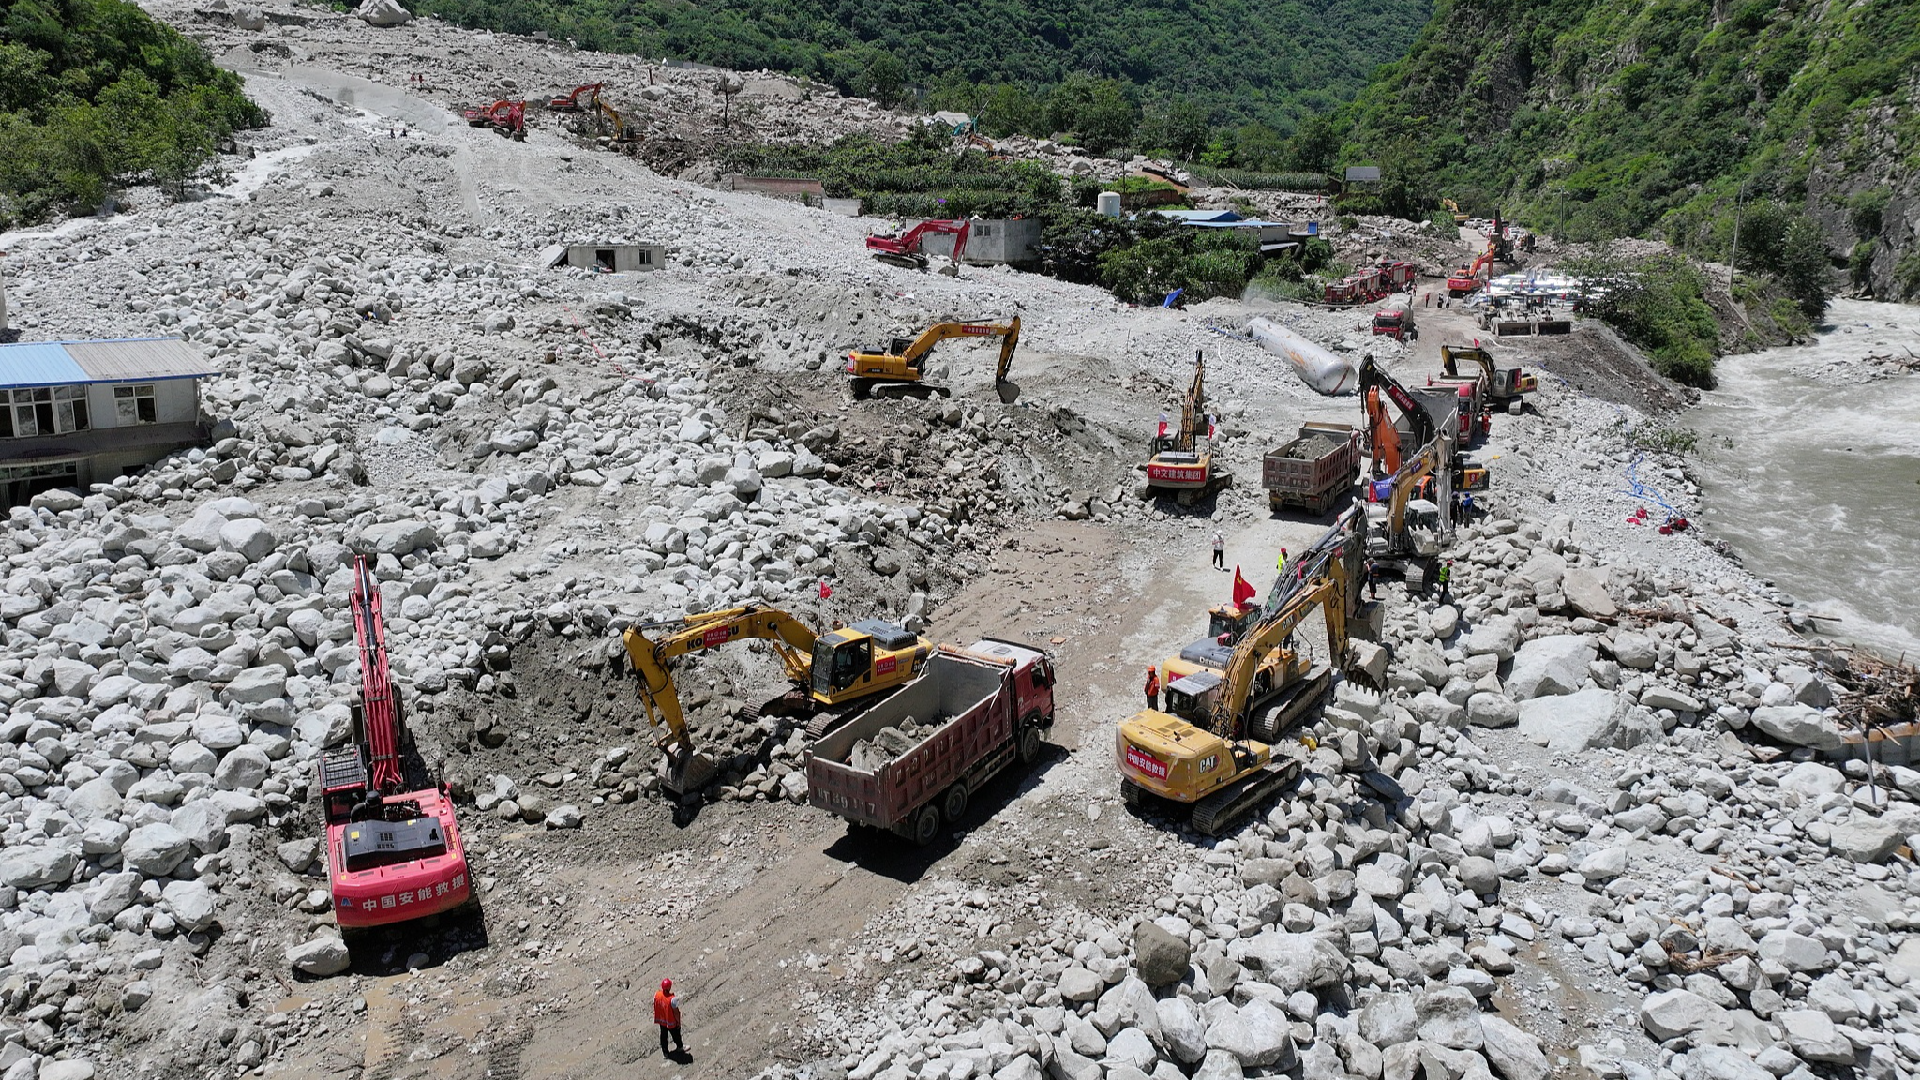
[846,316,1021,402]
[1144,351,1229,500]
[1440,342,1537,414]
[1118,524,1380,836]
[621,605,932,793]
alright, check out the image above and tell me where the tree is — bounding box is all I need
[978,83,1043,138]
[1047,75,1137,153]
[1286,113,1341,173]
[1139,98,1209,161]
[862,51,907,109]
[1232,123,1286,170]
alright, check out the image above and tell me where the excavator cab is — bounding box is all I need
[1207,602,1258,645]
[810,619,922,701]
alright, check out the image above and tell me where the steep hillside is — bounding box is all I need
[0,0,265,227]
[398,0,1430,141]
[1339,0,1920,300]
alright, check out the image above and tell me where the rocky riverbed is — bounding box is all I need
[0,3,1909,1080]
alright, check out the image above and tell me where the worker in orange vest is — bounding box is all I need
[1144,667,1160,712]
[654,978,685,1058]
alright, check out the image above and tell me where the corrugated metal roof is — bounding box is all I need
[0,343,89,387]
[0,337,218,387]
[63,338,218,382]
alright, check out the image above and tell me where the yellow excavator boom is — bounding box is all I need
[846,316,1021,395]
[620,605,818,752]
[1206,570,1348,739]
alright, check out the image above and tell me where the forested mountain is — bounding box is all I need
[0,0,265,228]
[401,0,1431,145]
[1337,0,1920,301]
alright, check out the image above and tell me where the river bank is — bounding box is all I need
[1689,298,1920,661]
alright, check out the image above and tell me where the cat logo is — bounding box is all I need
[1199,754,1218,773]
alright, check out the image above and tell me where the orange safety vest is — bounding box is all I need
[653,990,680,1028]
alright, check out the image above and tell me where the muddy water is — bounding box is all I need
[1687,299,1920,659]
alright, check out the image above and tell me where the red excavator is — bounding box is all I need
[464,99,527,141]
[320,557,472,935]
[547,82,604,112]
[866,219,970,271]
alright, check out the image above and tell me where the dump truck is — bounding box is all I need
[1262,422,1361,515]
[806,641,1055,845]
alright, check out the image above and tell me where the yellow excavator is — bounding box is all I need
[1118,531,1377,835]
[621,605,932,792]
[1440,342,1537,414]
[846,316,1021,402]
[1363,435,1447,590]
[1144,351,1227,498]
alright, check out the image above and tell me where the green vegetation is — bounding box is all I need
[397,0,1430,159]
[1331,0,1915,315]
[725,129,1063,220]
[1567,252,1720,388]
[1625,423,1700,455]
[0,0,265,228]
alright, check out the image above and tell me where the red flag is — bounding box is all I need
[818,580,832,599]
[1156,412,1169,438]
[1206,415,1217,440]
[1231,567,1256,607]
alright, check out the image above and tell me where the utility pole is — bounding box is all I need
[1557,188,1566,240]
[1729,175,1751,292]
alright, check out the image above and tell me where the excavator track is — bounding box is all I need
[1190,759,1303,836]
[1245,665,1332,743]
[873,253,929,270]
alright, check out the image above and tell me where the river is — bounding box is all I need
[1687,299,1920,661]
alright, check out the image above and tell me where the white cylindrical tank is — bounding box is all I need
[1096,191,1122,218]
[1246,317,1356,395]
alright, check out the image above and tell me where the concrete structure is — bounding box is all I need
[0,337,218,504]
[915,218,1043,267]
[541,243,667,273]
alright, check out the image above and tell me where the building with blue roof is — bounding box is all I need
[1150,210,1319,252]
[0,337,220,504]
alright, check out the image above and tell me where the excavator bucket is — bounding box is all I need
[995,379,1020,405]
[657,747,718,795]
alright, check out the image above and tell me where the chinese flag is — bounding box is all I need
[1231,567,1256,607]
[1156,413,1169,438]
[818,580,832,599]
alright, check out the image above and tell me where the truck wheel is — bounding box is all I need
[1017,725,1043,765]
[911,804,942,846]
[941,783,969,824]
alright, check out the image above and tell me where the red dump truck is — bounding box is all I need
[806,641,1055,844]
[1263,422,1362,515]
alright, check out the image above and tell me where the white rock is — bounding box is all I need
[1749,705,1842,750]
[1465,692,1518,728]
[163,879,219,932]
[1609,632,1657,669]
[1517,688,1657,752]
[214,745,272,790]
[1506,635,1596,699]
[39,1062,96,1080]
[0,845,77,889]
[1204,1000,1293,1068]
[1479,1015,1549,1080]
[287,934,353,975]
[218,518,278,562]
[1460,618,1520,660]
[121,823,193,876]
[226,666,287,704]
[1778,1009,1853,1064]
[1640,685,1701,712]
[355,0,412,24]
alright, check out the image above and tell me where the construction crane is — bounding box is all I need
[463,99,526,141]
[1145,350,1227,497]
[620,605,932,793]
[846,316,1021,402]
[1118,527,1378,835]
[319,557,472,935]
[547,82,605,112]
[866,219,970,273]
[1440,342,1537,414]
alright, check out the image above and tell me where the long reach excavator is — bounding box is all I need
[622,605,932,793]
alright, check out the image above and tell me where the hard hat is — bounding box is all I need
[661,978,672,991]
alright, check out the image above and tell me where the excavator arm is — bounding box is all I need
[1204,567,1353,740]
[620,605,820,751]
[1358,356,1434,471]
[1176,350,1206,451]
[994,315,1021,386]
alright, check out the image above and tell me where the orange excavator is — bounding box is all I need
[1447,246,1492,296]
[866,219,970,272]
[547,82,605,112]
[464,99,526,141]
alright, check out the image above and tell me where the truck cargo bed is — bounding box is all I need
[807,653,1012,831]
